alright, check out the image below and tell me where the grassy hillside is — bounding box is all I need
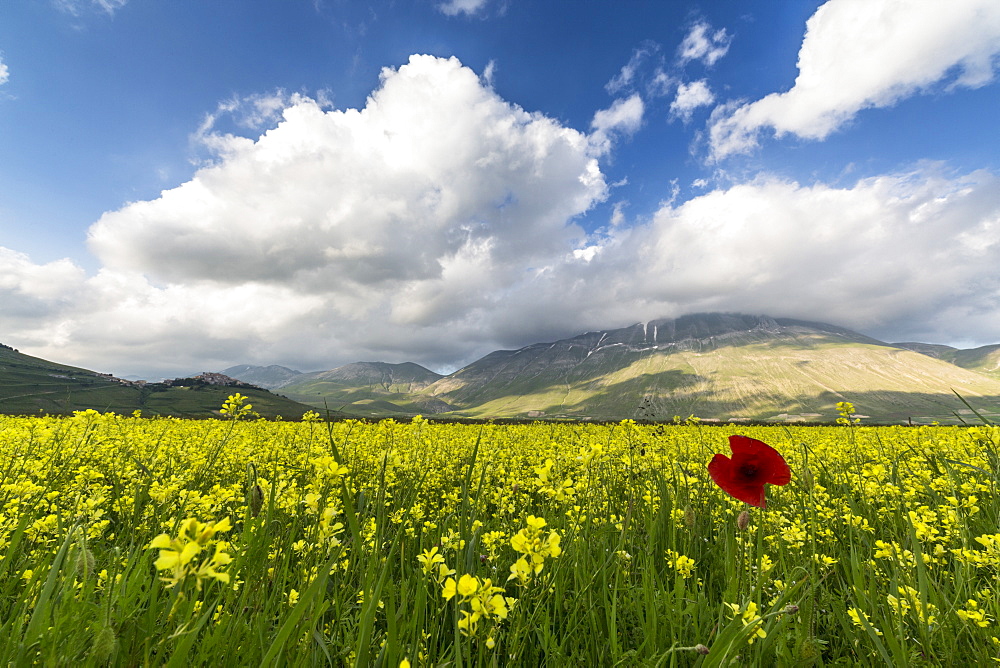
[0,345,314,418]
[422,327,1000,423]
[279,362,449,416]
[220,364,303,389]
[951,344,1000,378]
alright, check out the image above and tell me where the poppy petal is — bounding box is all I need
[729,435,791,486]
[708,452,767,508]
[725,480,767,508]
[707,453,732,488]
[708,435,790,509]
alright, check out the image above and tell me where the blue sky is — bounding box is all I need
[2,0,1000,378]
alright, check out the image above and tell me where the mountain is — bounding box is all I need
[274,362,449,417]
[15,311,998,423]
[895,342,1000,379]
[223,314,1000,423]
[220,364,303,389]
[950,345,1000,378]
[416,314,1000,423]
[891,342,959,360]
[0,344,316,418]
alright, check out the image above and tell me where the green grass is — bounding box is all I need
[0,346,314,418]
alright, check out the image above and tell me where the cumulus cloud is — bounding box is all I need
[537,166,1000,346]
[670,80,714,122]
[709,0,1000,160]
[5,55,1000,378]
[10,161,1000,377]
[0,248,86,316]
[677,21,731,67]
[437,0,489,17]
[91,56,605,289]
[590,94,644,153]
[37,54,603,376]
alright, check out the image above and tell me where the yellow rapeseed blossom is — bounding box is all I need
[665,549,695,578]
[148,517,234,590]
[956,600,991,627]
[417,546,446,575]
[442,573,513,636]
[509,515,562,583]
[725,601,767,644]
[847,608,883,636]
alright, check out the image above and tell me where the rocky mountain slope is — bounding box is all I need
[224,314,1000,423]
[418,314,1000,422]
[273,362,448,416]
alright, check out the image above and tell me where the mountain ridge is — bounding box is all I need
[224,313,1000,423]
[7,312,997,422]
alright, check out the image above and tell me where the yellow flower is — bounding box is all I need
[417,546,446,575]
[956,600,990,627]
[726,601,767,644]
[147,517,233,589]
[666,549,695,578]
[509,515,563,582]
[442,577,457,601]
[457,573,478,598]
[847,608,883,636]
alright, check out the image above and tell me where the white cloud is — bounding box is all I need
[606,45,658,94]
[708,0,1000,160]
[677,21,731,67]
[670,80,714,122]
[437,0,489,17]
[0,248,85,306]
[53,0,128,16]
[542,166,1000,346]
[93,56,605,289]
[6,163,1000,375]
[647,68,674,98]
[0,57,8,86]
[481,59,497,87]
[94,0,127,13]
[191,90,318,162]
[28,54,606,376]
[6,56,1000,377]
[590,94,644,153]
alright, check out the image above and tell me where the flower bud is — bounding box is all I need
[684,506,695,527]
[249,484,265,518]
[695,644,710,655]
[737,509,751,531]
[91,623,118,662]
[72,545,96,578]
[796,637,822,661]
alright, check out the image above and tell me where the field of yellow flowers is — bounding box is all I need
[1,396,999,666]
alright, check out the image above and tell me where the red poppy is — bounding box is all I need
[708,435,791,508]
